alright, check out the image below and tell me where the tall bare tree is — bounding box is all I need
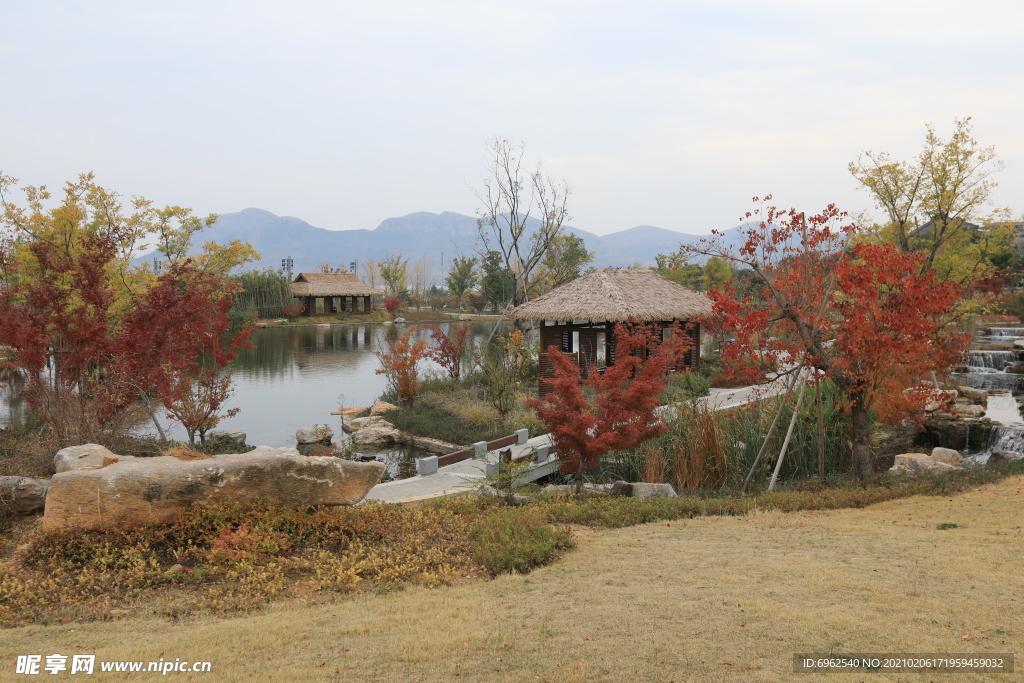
[473,137,571,306]
[408,253,433,298]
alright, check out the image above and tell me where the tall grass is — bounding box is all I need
[600,381,853,489]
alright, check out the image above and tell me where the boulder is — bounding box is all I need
[1014,339,1024,350]
[890,452,964,474]
[42,445,385,530]
[350,424,403,446]
[952,404,985,419]
[0,476,48,515]
[370,401,399,416]
[956,386,988,407]
[296,425,334,444]
[207,428,247,447]
[54,444,135,473]
[606,481,678,499]
[629,482,678,500]
[345,416,394,433]
[930,447,964,466]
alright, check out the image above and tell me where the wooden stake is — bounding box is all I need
[742,366,802,492]
[768,378,807,491]
[817,380,825,483]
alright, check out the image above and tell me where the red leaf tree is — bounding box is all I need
[0,173,253,444]
[688,198,969,478]
[382,296,401,317]
[528,323,692,492]
[375,327,428,406]
[427,321,473,380]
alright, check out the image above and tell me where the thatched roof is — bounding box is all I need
[511,268,713,322]
[290,273,383,297]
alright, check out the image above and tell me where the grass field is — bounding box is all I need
[2,475,1021,682]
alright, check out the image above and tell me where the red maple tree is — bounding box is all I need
[689,198,969,478]
[0,173,253,443]
[427,321,473,380]
[375,327,428,406]
[528,323,692,492]
[382,297,401,316]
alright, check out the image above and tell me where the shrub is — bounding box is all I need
[469,507,573,575]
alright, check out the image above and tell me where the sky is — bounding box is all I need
[2,0,1022,236]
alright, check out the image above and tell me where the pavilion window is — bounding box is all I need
[315,297,325,315]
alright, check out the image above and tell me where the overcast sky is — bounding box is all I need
[2,0,1022,236]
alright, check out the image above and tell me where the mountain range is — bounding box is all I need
[139,208,750,276]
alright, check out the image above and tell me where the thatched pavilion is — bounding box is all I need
[511,268,714,397]
[290,273,384,317]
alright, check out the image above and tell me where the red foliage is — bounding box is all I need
[281,298,303,318]
[383,297,401,315]
[375,327,429,406]
[0,225,252,440]
[427,322,473,379]
[690,197,969,477]
[528,323,692,485]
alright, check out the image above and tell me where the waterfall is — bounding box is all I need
[986,327,1024,337]
[987,426,1024,456]
[966,350,1016,370]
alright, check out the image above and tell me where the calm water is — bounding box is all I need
[209,320,504,448]
[0,321,505,451]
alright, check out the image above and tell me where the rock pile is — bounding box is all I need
[889,447,966,474]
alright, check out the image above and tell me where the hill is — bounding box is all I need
[137,208,750,276]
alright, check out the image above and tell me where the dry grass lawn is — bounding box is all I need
[2,475,1021,682]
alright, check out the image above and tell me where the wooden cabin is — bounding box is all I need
[289,273,384,317]
[511,268,713,397]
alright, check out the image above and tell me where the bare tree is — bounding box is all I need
[409,253,433,298]
[473,137,571,306]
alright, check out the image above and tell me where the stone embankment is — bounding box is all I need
[919,382,994,452]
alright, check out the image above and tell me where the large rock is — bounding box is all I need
[351,424,403,446]
[296,425,334,444]
[930,447,964,466]
[0,476,48,515]
[344,416,394,433]
[42,446,385,530]
[952,404,985,419]
[890,452,963,474]
[370,401,399,416]
[956,386,988,407]
[54,444,135,473]
[207,428,247,447]
[606,481,678,499]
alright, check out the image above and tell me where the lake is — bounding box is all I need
[207,320,504,448]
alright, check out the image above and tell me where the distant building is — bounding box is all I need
[289,273,383,316]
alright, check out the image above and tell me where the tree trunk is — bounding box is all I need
[850,394,873,480]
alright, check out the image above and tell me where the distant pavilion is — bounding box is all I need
[511,268,713,397]
[289,273,384,317]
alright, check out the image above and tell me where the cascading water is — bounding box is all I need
[956,326,1024,464]
[952,329,1024,391]
[966,350,1016,370]
[984,327,1024,337]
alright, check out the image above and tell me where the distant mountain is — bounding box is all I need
[136,208,751,276]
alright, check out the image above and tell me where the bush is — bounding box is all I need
[469,507,573,575]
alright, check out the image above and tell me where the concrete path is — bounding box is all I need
[364,381,784,504]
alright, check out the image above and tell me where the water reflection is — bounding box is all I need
[219,321,505,448]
